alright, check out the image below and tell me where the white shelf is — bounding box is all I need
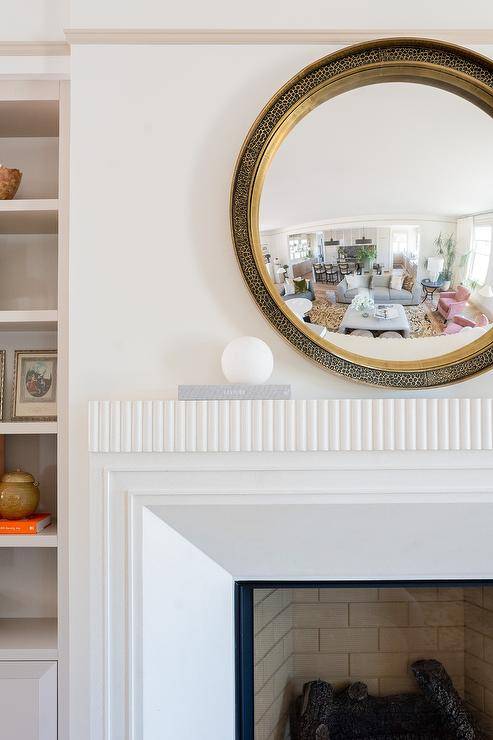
[0,618,57,660]
[0,523,57,547]
[0,309,57,331]
[0,199,58,234]
[0,421,57,434]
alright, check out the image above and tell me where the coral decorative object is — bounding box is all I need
[0,165,22,199]
[0,469,40,520]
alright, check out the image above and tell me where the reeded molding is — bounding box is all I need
[89,398,493,453]
[65,28,493,45]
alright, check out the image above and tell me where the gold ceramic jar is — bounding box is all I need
[0,469,40,520]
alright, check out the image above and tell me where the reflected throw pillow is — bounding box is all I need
[346,274,371,290]
[294,278,308,293]
[371,274,391,288]
[390,273,404,291]
[402,274,415,292]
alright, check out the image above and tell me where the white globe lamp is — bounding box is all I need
[221,336,274,384]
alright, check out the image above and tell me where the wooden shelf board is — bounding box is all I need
[0,309,57,331]
[0,523,57,547]
[0,200,58,234]
[0,421,57,434]
[0,617,57,660]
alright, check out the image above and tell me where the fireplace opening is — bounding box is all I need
[235,581,493,740]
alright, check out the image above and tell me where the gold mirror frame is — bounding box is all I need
[230,38,493,387]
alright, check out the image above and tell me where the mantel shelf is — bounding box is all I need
[0,310,57,331]
[89,398,493,453]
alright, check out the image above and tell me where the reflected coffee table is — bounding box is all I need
[338,303,411,338]
[286,297,313,319]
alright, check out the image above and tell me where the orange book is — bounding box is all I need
[0,513,52,534]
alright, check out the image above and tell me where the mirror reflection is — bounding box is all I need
[260,83,493,362]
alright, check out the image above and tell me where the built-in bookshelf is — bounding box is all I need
[0,79,68,735]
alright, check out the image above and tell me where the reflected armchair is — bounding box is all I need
[442,313,488,335]
[437,286,471,321]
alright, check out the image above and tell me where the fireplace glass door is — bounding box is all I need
[236,582,493,739]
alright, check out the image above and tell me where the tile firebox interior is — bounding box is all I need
[251,584,493,740]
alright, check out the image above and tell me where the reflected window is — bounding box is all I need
[288,234,311,261]
[469,225,492,284]
[392,230,409,256]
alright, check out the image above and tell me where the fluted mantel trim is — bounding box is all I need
[88,398,492,453]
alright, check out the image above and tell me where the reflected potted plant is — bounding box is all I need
[434,232,457,291]
[356,244,377,272]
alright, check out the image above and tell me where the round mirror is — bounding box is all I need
[231,39,493,387]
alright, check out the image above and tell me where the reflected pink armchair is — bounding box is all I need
[437,285,471,320]
[442,313,488,335]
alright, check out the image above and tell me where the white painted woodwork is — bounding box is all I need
[0,43,69,56]
[0,310,57,331]
[0,661,57,739]
[65,28,493,44]
[0,81,61,102]
[0,78,68,737]
[0,618,58,659]
[92,460,493,740]
[89,398,493,453]
[0,523,57,547]
[0,199,59,211]
[0,421,57,434]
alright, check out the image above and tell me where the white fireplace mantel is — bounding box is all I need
[87,397,493,740]
[89,397,493,453]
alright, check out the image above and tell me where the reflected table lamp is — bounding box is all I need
[427,257,444,282]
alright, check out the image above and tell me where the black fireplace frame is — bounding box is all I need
[235,579,493,740]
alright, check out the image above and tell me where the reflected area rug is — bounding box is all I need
[308,301,444,338]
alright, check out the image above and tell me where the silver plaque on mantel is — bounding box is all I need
[178,385,291,401]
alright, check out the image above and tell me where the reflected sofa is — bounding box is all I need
[336,274,420,305]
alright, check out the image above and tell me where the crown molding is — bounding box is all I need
[65,28,493,46]
[0,42,69,56]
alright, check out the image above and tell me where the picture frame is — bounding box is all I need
[11,350,57,422]
[0,350,4,421]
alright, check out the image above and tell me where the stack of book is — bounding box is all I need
[0,513,52,534]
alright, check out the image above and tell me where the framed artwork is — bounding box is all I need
[0,350,4,420]
[12,350,57,421]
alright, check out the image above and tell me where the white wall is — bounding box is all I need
[69,43,493,400]
[66,19,493,740]
[3,1,68,42]
[70,0,493,31]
